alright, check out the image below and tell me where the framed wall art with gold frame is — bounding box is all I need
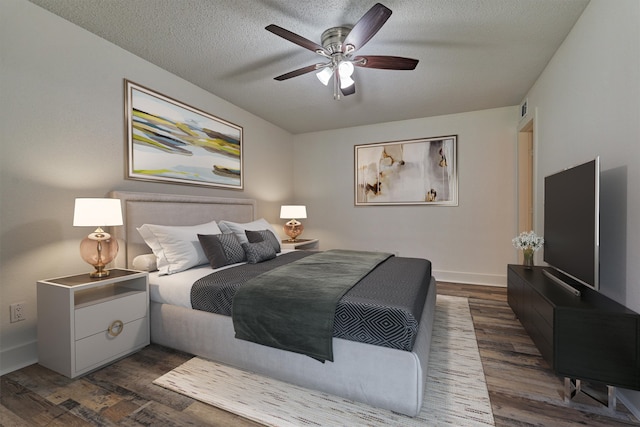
[125,80,243,190]
[355,135,457,206]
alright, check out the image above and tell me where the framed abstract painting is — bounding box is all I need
[125,80,243,190]
[355,135,458,206]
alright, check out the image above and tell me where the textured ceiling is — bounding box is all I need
[28,0,589,134]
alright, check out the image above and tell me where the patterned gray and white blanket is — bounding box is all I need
[191,251,432,351]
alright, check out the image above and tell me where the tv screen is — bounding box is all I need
[543,158,600,290]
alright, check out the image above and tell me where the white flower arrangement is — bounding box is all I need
[512,231,544,251]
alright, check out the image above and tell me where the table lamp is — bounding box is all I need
[73,198,123,278]
[280,205,307,242]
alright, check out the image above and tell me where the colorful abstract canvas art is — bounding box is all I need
[125,80,243,190]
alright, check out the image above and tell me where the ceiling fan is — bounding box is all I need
[266,3,419,100]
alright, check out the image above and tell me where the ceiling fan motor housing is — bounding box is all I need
[321,26,352,55]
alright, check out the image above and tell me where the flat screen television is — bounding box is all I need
[543,157,600,292]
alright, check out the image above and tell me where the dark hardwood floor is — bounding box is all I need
[1,283,638,426]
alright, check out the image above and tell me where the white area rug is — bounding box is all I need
[154,295,495,426]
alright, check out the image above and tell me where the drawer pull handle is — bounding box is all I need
[107,320,124,337]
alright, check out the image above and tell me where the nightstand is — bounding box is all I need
[281,238,319,250]
[37,269,149,378]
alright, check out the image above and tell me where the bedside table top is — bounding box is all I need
[43,269,143,287]
[281,238,319,250]
[281,238,317,244]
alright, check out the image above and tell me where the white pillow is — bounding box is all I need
[132,254,158,272]
[137,220,221,275]
[218,218,280,250]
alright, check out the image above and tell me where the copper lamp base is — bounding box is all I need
[80,228,118,278]
[283,219,304,242]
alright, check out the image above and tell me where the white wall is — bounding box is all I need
[523,0,640,415]
[0,0,294,374]
[292,106,519,285]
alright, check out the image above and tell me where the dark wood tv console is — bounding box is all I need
[507,265,640,405]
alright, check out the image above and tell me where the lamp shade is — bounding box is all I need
[316,67,333,86]
[338,61,354,78]
[73,198,123,227]
[280,205,307,219]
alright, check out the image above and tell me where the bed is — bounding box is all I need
[109,191,437,417]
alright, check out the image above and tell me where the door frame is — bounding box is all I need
[517,111,536,261]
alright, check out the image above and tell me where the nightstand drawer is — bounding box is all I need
[75,291,147,340]
[75,316,149,373]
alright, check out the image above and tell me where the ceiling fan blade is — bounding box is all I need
[274,63,322,81]
[354,55,419,70]
[342,3,392,52]
[266,24,326,54]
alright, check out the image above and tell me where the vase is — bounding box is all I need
[523,249,534,269]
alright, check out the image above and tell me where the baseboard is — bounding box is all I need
[433,270,506,287]
[0,340,37,376]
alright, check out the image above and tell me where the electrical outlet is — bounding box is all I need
[10,302,25,323]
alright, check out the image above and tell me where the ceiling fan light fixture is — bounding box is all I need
[338,61,354,78]
[338,61,355,89]
[316,67,333,86]
[339,74,355,89]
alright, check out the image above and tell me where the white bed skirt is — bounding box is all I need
[150,277,437,417]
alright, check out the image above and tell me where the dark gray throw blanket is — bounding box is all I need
[232,249,393,362]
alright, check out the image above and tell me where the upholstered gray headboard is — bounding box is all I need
[109,191,257,269]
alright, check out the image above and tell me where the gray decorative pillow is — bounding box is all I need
[198,233,246,268]
[242,240,277,264]
[245,229,281,254]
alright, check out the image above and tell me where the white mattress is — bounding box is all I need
[149,250,296,308]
